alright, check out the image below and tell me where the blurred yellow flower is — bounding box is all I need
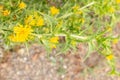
[76,10,83,14]
[72,5,79,11]
[19,2,26,9]
[79,18,85,23]
[24,15,33,25]
[9,24,33,42]
[107,27,112,32]
[116,0,120,4]
[0,5,3,10]
[71,40,76,46]
[2,10,10,16]
[106,54,114,60]
[112,38,119,44]
[72,5,83,15]
[50,6,59,15]
[50,36,59,44]
[29,19,36,26]
[36,17,44,26]
[33,12,39,19]
[25,14,44,27]
[109,7,115,13]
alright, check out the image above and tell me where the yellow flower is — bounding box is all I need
[30,20,36,26]
[109,7,115,13]
[79,18,85,23]
[9,24,33,42]
[76,10,83,14]
[116,0,120,4]
[2,10,10,16]
[103,0,108,5]
[112,38,119,44]
[33,12,39,19]
[107,27,112,32]
[50,36,59,44]
[25,14,44,27]
[24,15,36,26]
[24,15,33,24]
[8,34,17,42]
[36,17,44,26]
[0,5,3,10]
[50,6,59,15]
[71,40,76,46]
[72,5,79,11]
[19,2,26,9]
[106,54,114,60]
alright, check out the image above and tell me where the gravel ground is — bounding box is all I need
[0,42,120,80]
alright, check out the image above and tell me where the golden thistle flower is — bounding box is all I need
[76,10,83,14]
[19,2,26,9]
[79,18,85,23]
[24,14,44,27]
[36,17,44,26]
[0,5,3,10]
[24,15,33,25]
[71,40,76,46]
[2,10,10,16]
[116,0,120,4]
[109,7,115,13]
[29,19,36,26]
[9,24,33,42]
[106,54,114,60]
[50,36,59,44]
[112,38,119,44]
[107,27,112,32]
[72,5,79,11]
[50,6,59,15]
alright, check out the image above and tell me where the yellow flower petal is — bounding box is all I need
[116,0,120,4]
[112,38,119,44]
[50,36,59,44]
[50,6,59,15]
[106,54,114,60]
[19,2,26,9]
[9,24,33,42]
[2,10,10,16]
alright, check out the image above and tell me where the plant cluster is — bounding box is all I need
[0,0,120,75]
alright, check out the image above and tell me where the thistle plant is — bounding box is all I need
[0,0,120,75]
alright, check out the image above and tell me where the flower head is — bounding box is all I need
[19,2,26,9]
[107,26,112,32]
[106,54,114,60]
[116,0,120,4]
[36,17,44,26]
[24,15,34,25]
[109,7,115,13]
[50,36,59,44]
[112,38,119,44]
[9,24,33,42]
[72,5,79,11]
[0,5,3,10]
[50,6,59,15]
[2,10,10,16]
[24,14,44,27]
